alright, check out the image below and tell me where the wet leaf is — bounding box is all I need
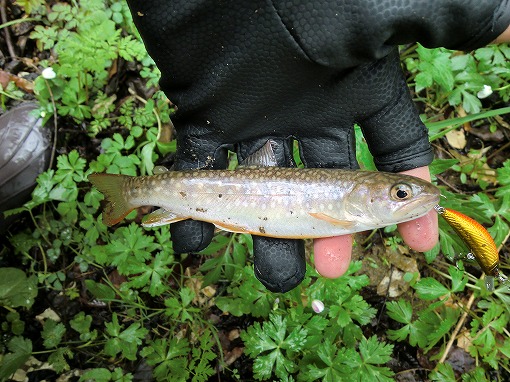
[0,268,38,308]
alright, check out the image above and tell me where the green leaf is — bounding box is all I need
[215,266,272,318]
[141,338,190,381]
[488,215,509,247]
[449,265,468,293]
[42,319,66,348]
[84,279,116,301]
[199,234,247,284]
[429,362,455,381]
[461,367,490,382]
[15,0,45,15]
[70,312,96,341]
[459,89,482,114]
[100,223,160,275]
[357,336,394,381]
[125,251,174,296]
[54,150,87,183]
[407,309,443,348]
[429,159,459,176]
[0,268,38,308]
[241,313,307,380]
[48,347,73,373]
[189,328,216,381]
[140,141,156,175]
[414,277,450,300]
[105,313,148,361]
[386,300,412,324]
[415,45,454,92]
[424,307,459,352]
[0,336,32,380]
[80,368,112,382]
[355,124,376,170]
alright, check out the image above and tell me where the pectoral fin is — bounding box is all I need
[142,208,187,227]
[213,220,249,233]
[308,212,356,228]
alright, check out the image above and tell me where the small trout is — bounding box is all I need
[434,205,507,290]
[89,167,439,239]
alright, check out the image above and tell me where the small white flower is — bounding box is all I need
[41,67,56,80]
[477,85,493,99]
[311,299,325,313]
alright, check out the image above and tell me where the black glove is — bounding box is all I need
[126,0,510,292]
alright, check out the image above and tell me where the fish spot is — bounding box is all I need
[180,191,187,198]
[196,208,207,213]
[218,194,223,198]
[263,217,268,221]
[259,226,266,234]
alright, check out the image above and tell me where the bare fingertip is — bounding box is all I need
[398,210,438,252]
[313,235,352,278]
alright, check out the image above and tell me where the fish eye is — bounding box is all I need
[390,183,413,201]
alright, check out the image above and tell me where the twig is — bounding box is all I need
[45,79,58,169]
[436,291,476,365]
[435,174,469,194]
[487,140,510,161]
[0,0,16,57]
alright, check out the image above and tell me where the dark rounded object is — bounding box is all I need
[0,102,51,230]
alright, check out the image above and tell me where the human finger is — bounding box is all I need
[397,166,439,252]
[313,234,353,279]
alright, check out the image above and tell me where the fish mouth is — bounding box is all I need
[395,192,440,219]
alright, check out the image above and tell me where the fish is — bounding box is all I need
[89,158,440,239]
[434,205,507,290]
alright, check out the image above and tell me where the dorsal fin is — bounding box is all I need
[240,140,278,167]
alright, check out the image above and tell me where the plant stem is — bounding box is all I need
[436,291,476,365]
[0,0,16,57]
[427,106,510,141]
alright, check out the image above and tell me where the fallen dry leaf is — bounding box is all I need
[446,129,467,149]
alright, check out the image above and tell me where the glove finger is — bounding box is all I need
[254,236,306,293]
[171,141,229,253]
[353,49,433,172]
[238,138,306,293]
[170,219,216,253]
[298,133,358,169]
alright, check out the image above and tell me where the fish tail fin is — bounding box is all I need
[88,173,135,226]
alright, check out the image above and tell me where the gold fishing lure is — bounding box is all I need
[434,205,507,290]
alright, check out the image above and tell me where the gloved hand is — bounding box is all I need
[126,0,510,292]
